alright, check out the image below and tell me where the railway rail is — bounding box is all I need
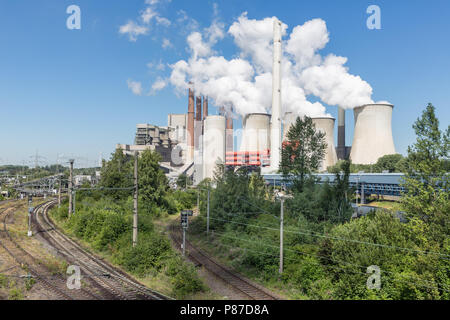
[34,200,171,300]
[169,223,281,300]
[0,201,99,300]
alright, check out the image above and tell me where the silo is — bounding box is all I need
[350,103,396,165]
[312,117,338,171]
[240,113,271,152]
[203,115,226,180]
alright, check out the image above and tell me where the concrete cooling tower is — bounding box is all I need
[312,117,338,171]
[203,115,226,180]
[350,103,396,165]
[240,113,271,152]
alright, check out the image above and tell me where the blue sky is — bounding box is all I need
[0,0,449,168]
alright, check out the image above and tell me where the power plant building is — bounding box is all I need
[116,21,397,184]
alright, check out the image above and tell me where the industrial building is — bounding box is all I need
[117,19,397,184]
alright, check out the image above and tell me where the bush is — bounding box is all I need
[326,211,445,299]
[165,256,205,298]
[114,233,172,277]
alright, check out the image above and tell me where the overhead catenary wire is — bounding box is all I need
[211,239,449,293]
[204,229,450,291]
[207,217,450,260]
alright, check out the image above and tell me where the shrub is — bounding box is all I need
[114,233,172,277]
[165,256,205,298]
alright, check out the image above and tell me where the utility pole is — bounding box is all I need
[58,175,61,208]
[27,195,33,237]
[68,159,74,217]
[197,190,200,215]
[73,190,76,215]
[133,152,138,247]
[279,198,284,275]
[206,189,210,237]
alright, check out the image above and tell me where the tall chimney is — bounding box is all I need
[225,109,233,152]
[269,18,282,172]
[203,96,208,120]
[187,88,195,161]
[196,96,202,121]
[337,107,346,159]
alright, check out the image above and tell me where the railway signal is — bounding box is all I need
[180,210,193,256]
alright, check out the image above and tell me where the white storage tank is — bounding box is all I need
[239,113,271,152]
[350,103,396,165]
[312,117,338,171]
[203,115,226,180]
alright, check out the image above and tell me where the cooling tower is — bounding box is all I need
[240,113,271,152]
[312,117,338,171]
[350,103,396,165]
[203,115,226,180]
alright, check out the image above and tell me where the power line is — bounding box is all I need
[205,230,450,291]
[199,230,449,293]
[207,217,450,260]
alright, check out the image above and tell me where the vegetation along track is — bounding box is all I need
[0,201,99,300]
[169,223,281,300]
[33,199,172,300]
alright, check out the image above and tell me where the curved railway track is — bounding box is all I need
[33,200,171,300]
[169,223,281,300]
[0,201,99,300]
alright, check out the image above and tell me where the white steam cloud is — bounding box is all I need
[169,13,374,118]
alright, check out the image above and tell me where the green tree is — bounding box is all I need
[329,160,354,222]
[99,148,133,200]
[373,154,404,173]
[401,103,449,242]
[280,116,326,192]
[138,150,169,214]
[176,174,192,189]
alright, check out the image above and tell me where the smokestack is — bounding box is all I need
[203,96,208,120]
[226,116,233,130]
[337,107,346,159]
[196,96,202,121]
[226,114,233,152]
[187,87,195,161]
[350,103,396,165]
[269,18,282,172]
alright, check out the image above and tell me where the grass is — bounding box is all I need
[369,200,402,211]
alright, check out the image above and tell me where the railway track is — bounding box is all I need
[0,201,99,300]
[169,223,281,300]
[34,200,171,300]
